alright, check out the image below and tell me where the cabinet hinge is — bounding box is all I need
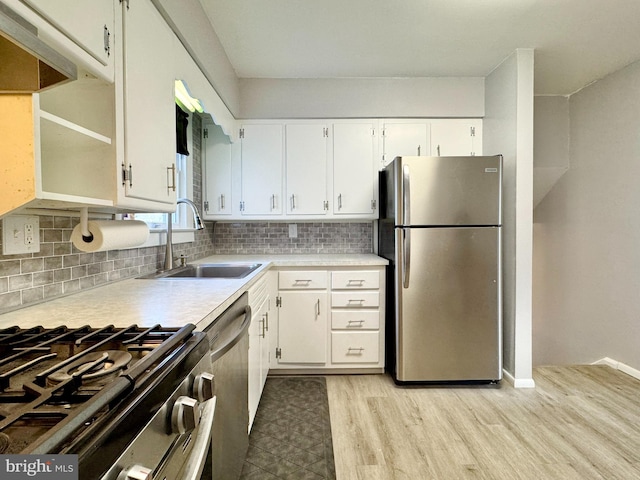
[203,128,209,139]
[239,128,245,139]
[371,199,377,210]
[372,128,375,137]
[381,128,386,137]
[323,200,329,211]
[276,347,282,359]
[323,127,329,138]
[204,200,209,211]
[470,126,476,137]
[121,163,132,187]
[103,26,110,57]
[240,201,245,212]
[276,296,282,307]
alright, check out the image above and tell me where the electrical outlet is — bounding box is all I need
[288,224,297,239]
[2,215,40,255]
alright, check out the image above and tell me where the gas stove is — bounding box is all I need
[0,323,212,479]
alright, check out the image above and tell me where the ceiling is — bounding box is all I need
[198,0,640,96]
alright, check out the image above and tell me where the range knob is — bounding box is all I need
[171,396,200,435]
[193,372,215,402]
[117,464,153,480]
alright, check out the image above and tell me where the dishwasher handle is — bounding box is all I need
[209,306,252,363]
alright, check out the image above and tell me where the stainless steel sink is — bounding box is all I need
[139,263,262,279]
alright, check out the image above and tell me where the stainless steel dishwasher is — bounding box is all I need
[200,292,251,480]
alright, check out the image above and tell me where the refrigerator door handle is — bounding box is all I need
[402,164,410,226]
[402,164,411,288]
[403,228,411,288]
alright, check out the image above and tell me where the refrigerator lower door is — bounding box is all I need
[394,226,502,382]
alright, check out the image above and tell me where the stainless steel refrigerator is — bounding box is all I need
[379,155,502,384]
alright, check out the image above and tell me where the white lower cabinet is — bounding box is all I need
[276,271,328,365]
[331,331,380,364]
[273,266,385,372]
[248,271,275,431]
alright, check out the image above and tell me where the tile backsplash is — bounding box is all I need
[212,222,373,254]
[0,112,374,313]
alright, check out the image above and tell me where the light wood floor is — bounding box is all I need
[326,366,640,480]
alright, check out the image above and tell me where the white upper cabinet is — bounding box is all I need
[285,123,328,216]
[382,119,483,167]
[21,0,114,68]
[333,122,377,216]
[118,0,176,207]
[203,122,233,216]
[381,121,430,167]
[240,124,284,216]
[430,120,482,157]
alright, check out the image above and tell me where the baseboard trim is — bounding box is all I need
[502,369,536,388]
[592,357,640,381]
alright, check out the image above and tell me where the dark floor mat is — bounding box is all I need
[241,376,336,480]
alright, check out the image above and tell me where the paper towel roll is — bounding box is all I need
[71,220,149,253]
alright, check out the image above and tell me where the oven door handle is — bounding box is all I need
[179,396,217,480]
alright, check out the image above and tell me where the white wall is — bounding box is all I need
[533,60,640,371]
[152,0,241,116]
[238,77,485,118]
[484,49,535,387]
[532,97,570,207]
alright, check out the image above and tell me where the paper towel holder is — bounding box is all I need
[79,207,94,243]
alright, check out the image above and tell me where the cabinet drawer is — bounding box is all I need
[331,270,379,289]
[279,271,327,289]
[332,311,379,330]
[331,332,379,364]
[331,291,379,308]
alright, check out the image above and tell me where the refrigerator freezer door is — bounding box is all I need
[393,156,502,226]
[394,226,502,382]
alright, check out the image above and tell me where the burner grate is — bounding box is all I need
[0,324,197,456]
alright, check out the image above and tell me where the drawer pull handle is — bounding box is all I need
[347,299,365,305]
[347,347,365,354]
[294,279,313,286]
[347,280,365,286]
[347,320,365,327]
[259,317,266,338]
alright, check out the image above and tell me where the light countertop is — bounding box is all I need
[0,254,387,332]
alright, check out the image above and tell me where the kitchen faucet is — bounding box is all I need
[164,198,205,270]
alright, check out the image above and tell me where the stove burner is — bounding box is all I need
[0,433,9,454]
[47,351,133,386]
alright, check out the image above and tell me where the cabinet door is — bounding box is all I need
[248,300,262,428]
[260,301,270,387]
[382,122,429,167]
[240,124,283,215]
[203,123,232,216]
[121,0,176,205]
[278,291,327,364]
[22,0,114,66]
[430,122,479,156]
[285,124,328,215]
[333,123,376,215]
